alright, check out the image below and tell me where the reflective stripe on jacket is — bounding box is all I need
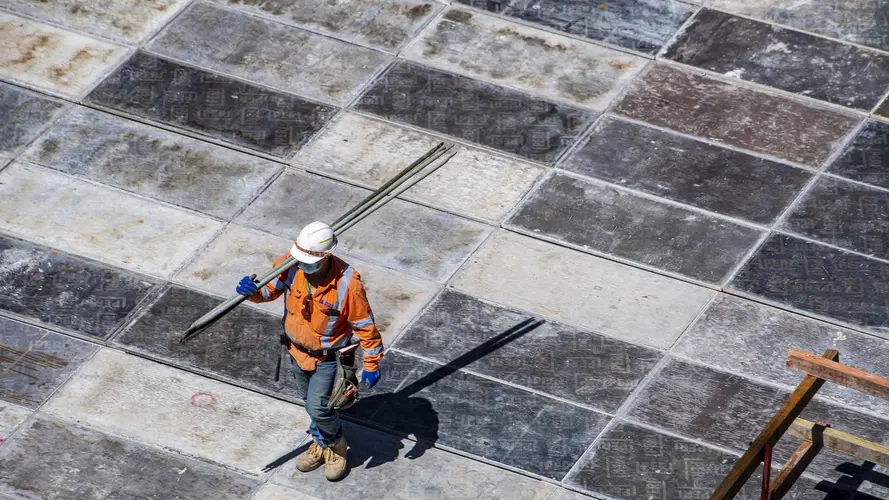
[247,252,383,372]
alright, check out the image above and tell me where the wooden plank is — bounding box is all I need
[709,349,838,500]
[789,418,889,468]
[769,428,825,499]
[787,349,889,402]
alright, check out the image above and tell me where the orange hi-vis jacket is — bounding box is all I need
[247,252,383,372]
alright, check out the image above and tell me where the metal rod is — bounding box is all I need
[760,443,772,500]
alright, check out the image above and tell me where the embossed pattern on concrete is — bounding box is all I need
[0,162,223,278]
[613,64,862,166]
[663,9,889,110]
[0,0,190,43]
[562,117,813,224]
[827,119,889,189]
[0,12,128,97]
[0,401,30,441]
[42,349,310,473]
[0,317,97,408]
[22,106,282,219]
[0,81,66,155]
[291,112,546,223]
[452,231,715,349]
[403,8,647,111]
[354,60,594,164]
[147,2,391,105]
[86,51,338,158]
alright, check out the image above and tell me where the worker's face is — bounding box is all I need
[302,256,330,276]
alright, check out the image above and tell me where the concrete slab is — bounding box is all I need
[254,484,320,500]
[452,230,715,349]
[0,0,191,44]
[353,60,594,164]
[0,415,260,499]
[663,9,889,110]
[41,348,310,473]
[395,289,662,413]
[613,64,862,167]
[0,162,224,278]
[292,112,546,224]
[0,81,66,155]
[22,106,283,220]
[86,51,338,158]
[0,12,128,98]
[211,0,443,52]
[403,7,647,111]
[507,173,764,284]
[147,2,391,105]
[273,421,561,500]
[0,316,97,408]
[828,119,889,189]
[237,169,492,282]
[0,233,160,339]
[0,401,30,441]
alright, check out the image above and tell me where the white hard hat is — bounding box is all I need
[290,221,337,264]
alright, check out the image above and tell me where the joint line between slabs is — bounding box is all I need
[654,3,703,60]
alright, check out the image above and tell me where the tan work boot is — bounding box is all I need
[322,439,348,481]
[294,441,324,473]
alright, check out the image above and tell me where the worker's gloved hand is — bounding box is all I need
[235,275,259,296]
[360,369,380,389]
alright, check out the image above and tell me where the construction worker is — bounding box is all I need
[235,221,383,481]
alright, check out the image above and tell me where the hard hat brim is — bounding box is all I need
[290,243,327,264]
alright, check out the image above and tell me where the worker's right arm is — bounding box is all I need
[245,252,292,303]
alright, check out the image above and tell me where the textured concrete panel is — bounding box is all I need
[22,106,282,219]
[349,351,610,480]
[675,294,889,417]
[457,0,695,54]
[403,8,647,111]
[42,349,310,473]
[213,0,442,51]
[148,3,391,104]
[395,289,662,412]
[0,416,260,499]
[275,421,561,500]
[709,0,889,52]
[0,317,97,408]
[238,169,491,282]
[0,401,30,441]
[0,162,223,278]
[0,0,190,43]
[613,64,862,166]
[663,9,889,110]
[292,113,546,223]
[828,120,889,188]
[452,231,714,349]
[354,60,594,164]
[86,51,337,158]
[0,12,127,97]
[0,81,66,155]
[0,234,159,339]
[508,173,763,283]
[563,117,812,224]
[255,484,320,500]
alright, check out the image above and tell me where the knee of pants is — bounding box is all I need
[305,392,337,422]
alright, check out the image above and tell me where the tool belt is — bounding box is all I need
[279,334,361,410]
[281,333,346,361]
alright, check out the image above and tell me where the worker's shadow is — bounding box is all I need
[815,461,889,499]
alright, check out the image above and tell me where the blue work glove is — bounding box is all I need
[360,369,380,389]
[235,275,259,296]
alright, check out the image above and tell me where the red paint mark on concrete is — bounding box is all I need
[190,392,217,408]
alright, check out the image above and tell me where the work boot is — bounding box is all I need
[294,441,324,473]
[322,439,348,481]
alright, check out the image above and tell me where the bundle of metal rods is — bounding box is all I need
[179,142,457,344]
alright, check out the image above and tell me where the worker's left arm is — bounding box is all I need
[346,275,384,373]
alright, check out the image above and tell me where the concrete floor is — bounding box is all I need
[1,0,889,499]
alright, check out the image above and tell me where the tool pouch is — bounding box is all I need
[327,343,360,410]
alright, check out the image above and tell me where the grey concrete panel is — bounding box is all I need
[22,106,282,219]
[353,60,594,164]
[395,289,662,412]
[0,401,30,441]
[0,317,97,408]
[0,416,260,499]
[561,117,813,224]
[731,233,889,335]
[828,120,889,189]
[612,64,862,166]
[86,51,337,158]
[663,9,889,110]
[347,351,611,480]
[147,3,392,105]
[456,0,695,54]
[507,173,764,283]
[0,81,66,155]
[0,234,160,339]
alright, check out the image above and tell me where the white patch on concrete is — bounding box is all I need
[763,41,793,53]
[0,12,128,97]
[452,230,714,349]
[0,162,223,278]
[42,349,309,474]
[724,68,746,78]
[0,401,31,441]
